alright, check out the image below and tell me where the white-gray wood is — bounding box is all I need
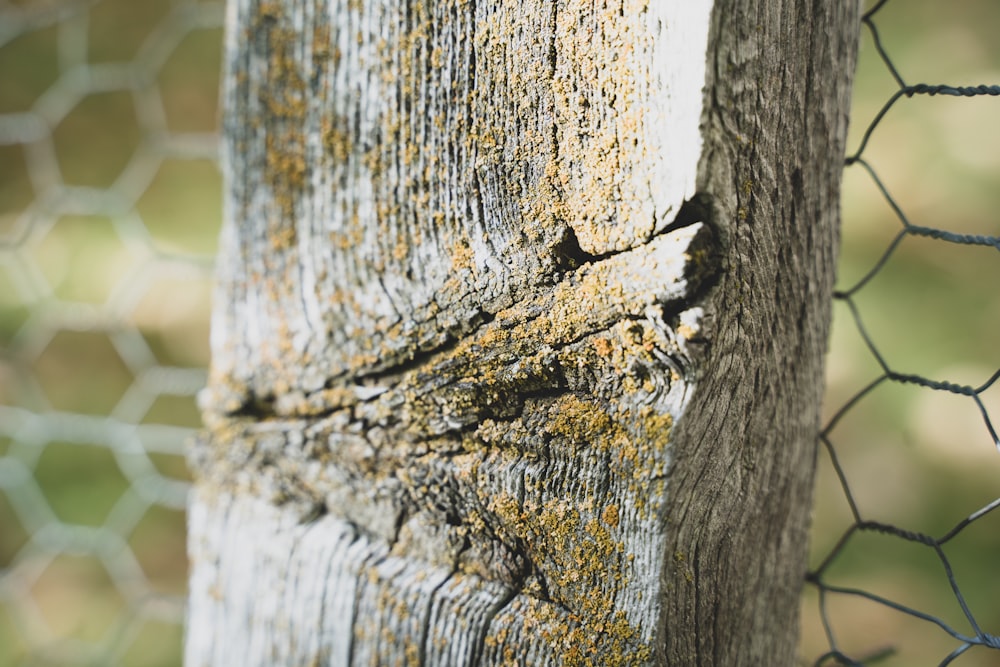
[188,0,860,664]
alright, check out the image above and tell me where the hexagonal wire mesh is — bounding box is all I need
[804,1,1000,665]
[0,0,223,664]
[2,0,999,666]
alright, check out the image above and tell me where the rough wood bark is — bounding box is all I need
[187,0,859,665]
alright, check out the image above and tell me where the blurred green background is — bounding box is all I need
[802,1,1000,665]
[1,0,999,665]
[0,0,222,664]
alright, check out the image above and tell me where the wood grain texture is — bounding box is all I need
[206,0,710,405]
[658,0,861,664]
[188,0,860,664]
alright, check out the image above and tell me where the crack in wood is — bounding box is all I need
[190,215,724,656]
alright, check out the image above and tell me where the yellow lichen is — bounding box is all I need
[450,238,474,272]
[543,394,624,453]
[601,504,619,528]
[593,337,613,357]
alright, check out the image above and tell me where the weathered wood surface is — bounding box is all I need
[187,0,859,664]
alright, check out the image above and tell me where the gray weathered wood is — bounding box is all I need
[187,0,860,664]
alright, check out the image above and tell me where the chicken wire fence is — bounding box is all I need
[1,0,998,666]
[0,0,223,664]
[805,1,1000,665]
